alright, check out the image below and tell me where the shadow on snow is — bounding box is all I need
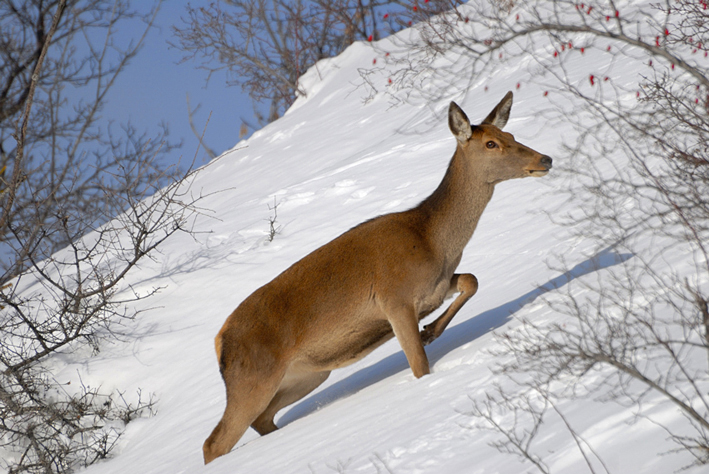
[278,245,632,427]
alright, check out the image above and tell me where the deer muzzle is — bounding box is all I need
[528,155,553,177]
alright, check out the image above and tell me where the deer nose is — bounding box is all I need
[540,155,553,169]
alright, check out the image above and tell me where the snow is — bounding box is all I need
[12,2,706,474]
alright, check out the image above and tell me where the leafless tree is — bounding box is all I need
[0,1,210,472]
[0,0,182,280]
[369,0,709,470]
[172,0,452,129]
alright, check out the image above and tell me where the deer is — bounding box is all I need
[203,92,552,464]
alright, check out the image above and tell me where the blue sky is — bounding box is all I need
[104,1,257,166]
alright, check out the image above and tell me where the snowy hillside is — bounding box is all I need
[14,2,703,474]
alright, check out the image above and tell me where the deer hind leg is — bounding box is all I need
[251,366,330,435]
[202,361,287,464]
[420,273,478,346]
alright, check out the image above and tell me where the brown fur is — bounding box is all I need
[202,92,552,464]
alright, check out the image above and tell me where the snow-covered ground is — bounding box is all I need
[14,2,703,474]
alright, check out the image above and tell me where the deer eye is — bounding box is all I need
[486,141,497,149]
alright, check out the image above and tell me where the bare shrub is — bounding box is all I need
[371,0,709,470]
[0,1,210,472]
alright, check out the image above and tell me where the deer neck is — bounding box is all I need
[416,147,495,262]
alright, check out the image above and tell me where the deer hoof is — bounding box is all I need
[420,324,436,346]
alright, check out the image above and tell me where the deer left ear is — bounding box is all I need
[481,91,513,129]
[449,101,472,143]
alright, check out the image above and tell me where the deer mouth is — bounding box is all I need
[527,156,553,177]
[527,169,550,177]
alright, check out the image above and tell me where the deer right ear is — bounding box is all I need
[481,91,513,129]
[449,101,472,144]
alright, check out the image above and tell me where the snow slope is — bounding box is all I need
[28,3,701,474]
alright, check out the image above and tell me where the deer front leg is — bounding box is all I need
[387,304,430,378]
[421,273,478,346]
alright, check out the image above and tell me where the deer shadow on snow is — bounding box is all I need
[278,245,632,427]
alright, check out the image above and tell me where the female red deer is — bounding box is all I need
[203,92,552,464]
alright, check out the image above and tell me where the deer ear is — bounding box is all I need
[448,101,472,143]
[481,91,513,129]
